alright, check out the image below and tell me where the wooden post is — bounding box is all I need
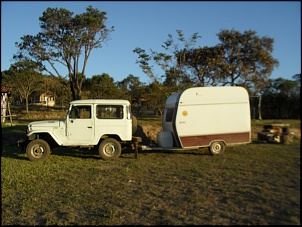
[134,141,138,159]
[258,95,262,120]
[132,137,142,159]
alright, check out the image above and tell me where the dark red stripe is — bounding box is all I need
[179,132,250,147]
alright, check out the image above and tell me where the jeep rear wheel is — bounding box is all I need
[98,138,121,161]
[26,139,51,161]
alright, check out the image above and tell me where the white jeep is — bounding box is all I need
[18,99,138,161]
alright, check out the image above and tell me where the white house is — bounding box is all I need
[38,92,55,106]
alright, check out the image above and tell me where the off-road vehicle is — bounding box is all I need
[18,99,138,161]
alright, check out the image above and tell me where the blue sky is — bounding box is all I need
[1,1,301,84]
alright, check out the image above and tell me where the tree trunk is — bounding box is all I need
[25,97,29,113]
[258,95,262,120]
[69,78,76,101]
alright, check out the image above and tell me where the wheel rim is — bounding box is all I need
[31,144,46,158]
[212,142,222,153]
[103,143,117,157]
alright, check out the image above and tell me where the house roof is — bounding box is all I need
[40,91,55,96]
[1,86,12,95]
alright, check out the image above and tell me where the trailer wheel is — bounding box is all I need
[26,139,51,161]
[209,141,225,155]
[98,138,121,160]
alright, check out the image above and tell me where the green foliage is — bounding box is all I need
[14,5,114,100]
[216,29,279,93]
[134,29,279,94]
[134,30,201,92]
[180,45,225,86]
[260,77,300,119]
[2,70,300,119]
[117,74,146,101]
[115,75,145,115]
[86,73,121,99]
[39,75,72,106]
[3,60,44,112]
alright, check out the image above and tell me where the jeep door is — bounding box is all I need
[67,105,94,141]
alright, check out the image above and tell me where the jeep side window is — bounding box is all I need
[97,105,123,119]
[70,105,91,119]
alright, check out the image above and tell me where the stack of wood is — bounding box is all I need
[257,124,294,144]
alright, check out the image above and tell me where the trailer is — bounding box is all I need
[142,86,251,155]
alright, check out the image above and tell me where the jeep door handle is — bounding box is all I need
[87,126,92,129]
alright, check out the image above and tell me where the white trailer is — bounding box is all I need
[152,86,251,155]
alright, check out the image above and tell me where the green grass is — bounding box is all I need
[1,120,301,225]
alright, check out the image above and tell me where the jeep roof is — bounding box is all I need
[70,99,130,105]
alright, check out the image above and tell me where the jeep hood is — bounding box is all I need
[29,120,65,128]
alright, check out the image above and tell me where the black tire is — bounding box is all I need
[26,139,51,161]
[98,138,121,160]
[132,115,138,135]
[209,141,225,155]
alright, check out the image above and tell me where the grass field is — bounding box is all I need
[1,115,301,225]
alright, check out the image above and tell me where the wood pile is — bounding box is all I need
[257,124,294,144]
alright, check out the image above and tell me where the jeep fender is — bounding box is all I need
[26,131,62,146]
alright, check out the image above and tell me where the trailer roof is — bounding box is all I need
[165,86,249,109]
[179,86,249,106]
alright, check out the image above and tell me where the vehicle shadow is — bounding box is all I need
[50,147,101,160]
[133,125,212,156]
[1,144,29,160]
[2,124,211,161]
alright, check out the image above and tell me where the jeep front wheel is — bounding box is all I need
[98,138,121,160]
[26,139,51,161]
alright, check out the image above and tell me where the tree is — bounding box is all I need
[292,73,301,83]
[134,30,201,92]
[116,74,148,115]
[86,73,120,99]
[4,60,43,113]
[14,5,114,100]
[292,73,301,95]
[145,82,167,116]
[134,29,279,94]
[180,45,225,86]
[39,75,72,106]
[117,75,146,100]
[261,77,300,119]
[217,29,279,93]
